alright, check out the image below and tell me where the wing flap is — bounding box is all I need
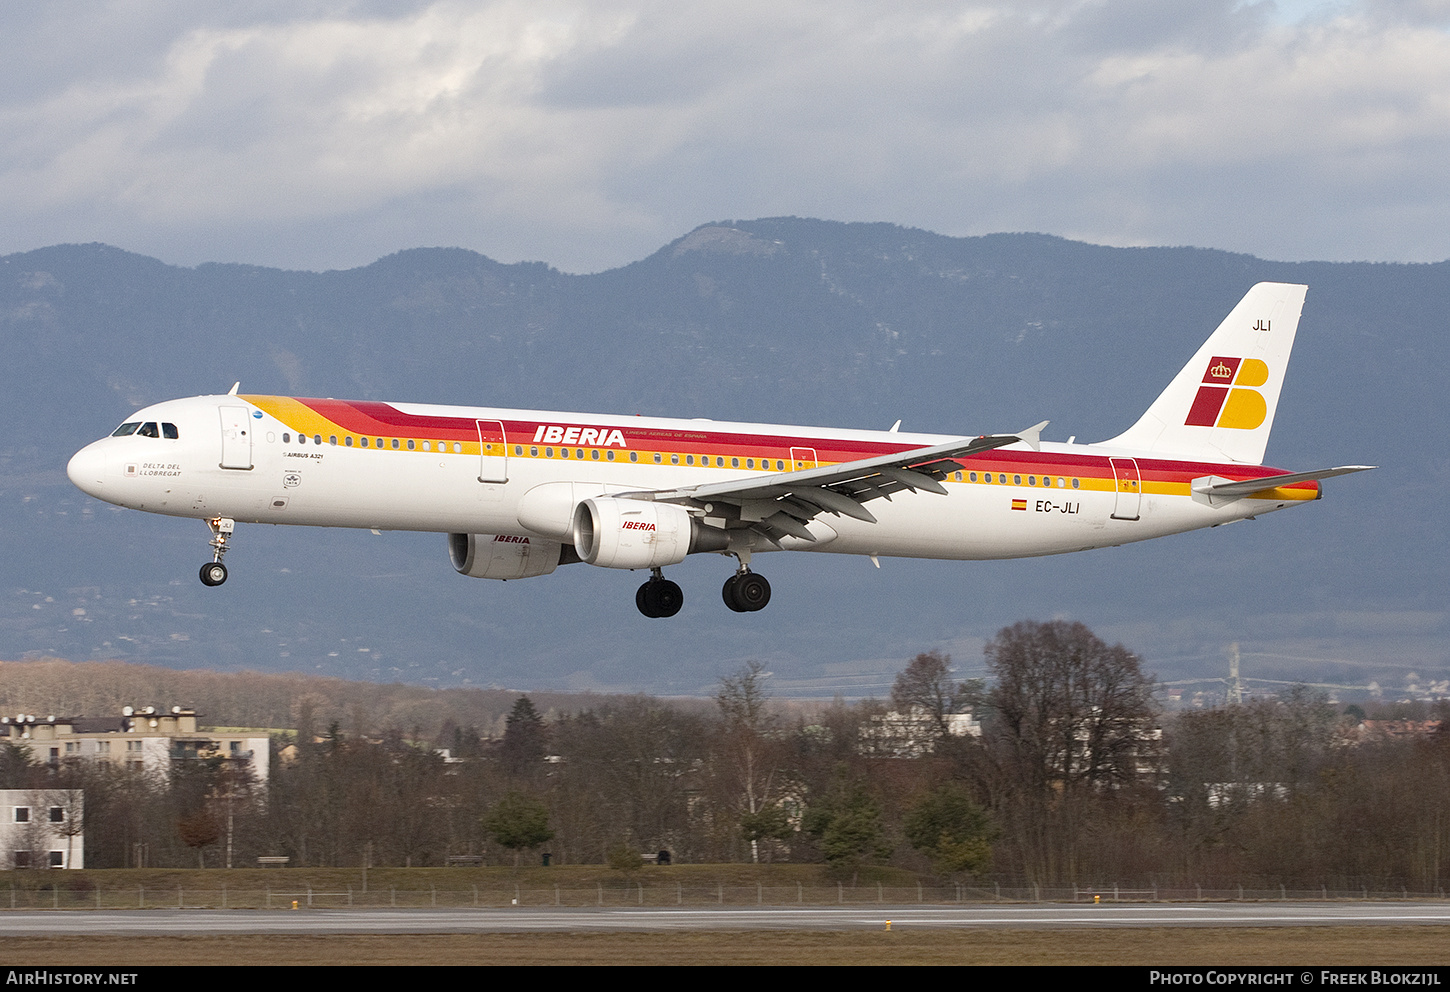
[619,425,1044,547]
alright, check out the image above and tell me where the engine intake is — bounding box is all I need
[448,533,562,580]
[571,497,727,569]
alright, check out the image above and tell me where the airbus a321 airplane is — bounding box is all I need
[68,282,1371,618]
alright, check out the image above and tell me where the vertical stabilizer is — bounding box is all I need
[1102,282,1306,465]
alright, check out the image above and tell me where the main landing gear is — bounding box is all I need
[199,517,235,587]
[634,559,774,618]
[722,569,771,613]
[636,568,683,618]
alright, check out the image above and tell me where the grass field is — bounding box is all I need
[4,927,1449,966]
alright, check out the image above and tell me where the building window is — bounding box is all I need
[48,851,64,868]
[49,807,64,823]
[13,807,29,823]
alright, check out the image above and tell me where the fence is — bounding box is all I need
[3,881,1448,910]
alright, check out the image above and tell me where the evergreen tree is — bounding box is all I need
[501,696,548,777]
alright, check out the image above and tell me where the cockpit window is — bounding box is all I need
[137,422,160,438]
[112,422,141,437]
[162,423,179,439]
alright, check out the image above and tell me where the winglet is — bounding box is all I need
[228,382,240,396]
[1014,420,1049,452]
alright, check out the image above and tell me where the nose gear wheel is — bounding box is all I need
[200,517,235,587]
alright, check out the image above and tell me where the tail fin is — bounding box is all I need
[1103,282,1307,465]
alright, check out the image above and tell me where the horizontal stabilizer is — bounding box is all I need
[1191,465,1375,506]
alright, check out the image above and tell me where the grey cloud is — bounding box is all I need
[1,1,1448,272]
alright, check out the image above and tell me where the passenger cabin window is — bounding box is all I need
[112,422,141,437]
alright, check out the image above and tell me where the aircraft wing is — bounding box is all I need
[626,423,1048,545]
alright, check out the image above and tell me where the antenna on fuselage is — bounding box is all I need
[227,382,240,395]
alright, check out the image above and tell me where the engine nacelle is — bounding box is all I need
[572,497,725,568]
[448,533,562,580]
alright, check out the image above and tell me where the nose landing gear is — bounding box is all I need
[199,517,235,587]
[636,568,684,618]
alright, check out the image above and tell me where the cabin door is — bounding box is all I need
[219,406,253,470]
[1110,457,1141,520]
[477,420,508,483]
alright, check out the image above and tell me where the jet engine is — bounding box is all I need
[448,533,562,580]
[571,497,727,569]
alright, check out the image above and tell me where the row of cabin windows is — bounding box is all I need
[273,431,1081,487]
[280,433,463,453]
[112,421,179,439]
[278,431,798,471]
[952,470,1081,489]
[521,446,790,469]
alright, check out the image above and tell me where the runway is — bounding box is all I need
[4,902,1450,936]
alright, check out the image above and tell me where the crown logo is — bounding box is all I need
[1209,360,1233,379]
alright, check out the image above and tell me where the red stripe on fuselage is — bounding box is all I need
[278,398,1314,491]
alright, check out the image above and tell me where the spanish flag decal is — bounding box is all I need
[1011,499,1028,511]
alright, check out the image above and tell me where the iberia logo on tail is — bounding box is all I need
[1184,356,1269,430]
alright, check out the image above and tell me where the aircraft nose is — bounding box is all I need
[67,442,107,496]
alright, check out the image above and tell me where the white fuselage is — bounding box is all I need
[67,393,1310,563]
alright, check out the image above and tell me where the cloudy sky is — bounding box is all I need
[3,0,1449,273]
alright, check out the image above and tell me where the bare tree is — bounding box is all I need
[981,620,1158,885]
[889,651,981,750]
[716,661,791,863]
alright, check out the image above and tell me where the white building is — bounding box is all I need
[1,706,270,786]
[860,707,982,757]
[1,790,83,869]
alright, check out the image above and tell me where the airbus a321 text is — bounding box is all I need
[68,283,1372,617]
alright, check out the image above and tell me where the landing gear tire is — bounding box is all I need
[722,574,747,612]
[726,571,771,612]
[199,561,228,587]
[637,578,684,618]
